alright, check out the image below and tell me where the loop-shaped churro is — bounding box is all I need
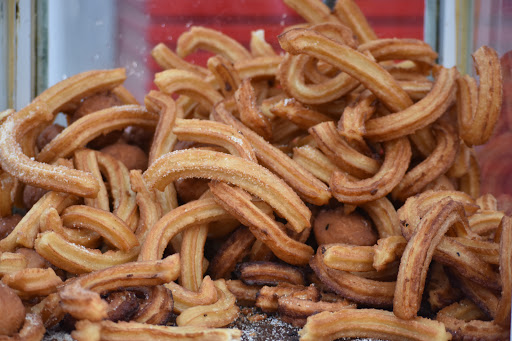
[143,148,311,233]
[0,101,100,198]
[279,28,413,112]
[457,46,503,146]
[364,67,458,141]
[278,53,359,105]
[330,137,411,204]
[177,26,251,63]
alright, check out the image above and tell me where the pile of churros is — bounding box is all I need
[0,0,510,340]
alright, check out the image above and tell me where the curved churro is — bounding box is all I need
[34,68,126,115]
[279,28,413,112]
[300,309,451,341]
[143,149,311,233]
[363,67,458,141]
[36,105,157,164]
[235,78,272,140]
[391,122,459,201]
[208,226,255,280]
[207,55,241,98]
[333,0,377,43]
[154,69,223,111]
[309,121,380,178]
[330,137,411,204]
[322,244,375,272]
[278,54,359,105]
[209,181,313,265]
[358,38,438,66]
[235,261,305,286]
[138,198,231,261]
[35,231,139,274]
[173,119,257,163]
[311,251,395,307]
[95,151,138,225]
[250,29,276,57]
[0,101,100,198]
[74,149,109,211]
[61,205,139,251]
[283,0,339,24]
[177,26,251,62]
[394,198,468,320]
[151,42,210,77]
[457,46,503,146]
[72,320,241,341]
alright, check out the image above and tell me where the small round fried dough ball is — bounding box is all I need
[0,214,22,240]
[36,124,64,151]
[23,185,48,210]
[72,92,123,149]
[100,143,148,171]
[313,207,377,246]
[0,282,25,336]
[175,178,210,203]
